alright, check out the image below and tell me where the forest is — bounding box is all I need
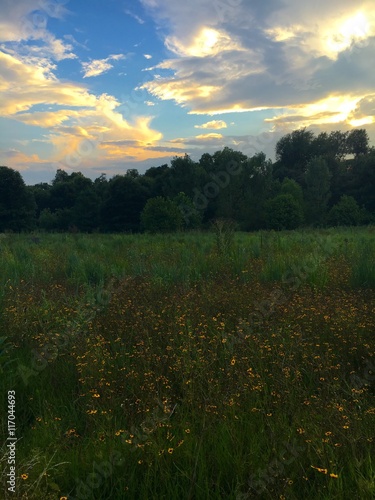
[0,127,374,233]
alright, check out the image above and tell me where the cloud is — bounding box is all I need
[139,0,375,128]
[0,49,164,172]
[0,147,52,172]
[144,54,152,59]
[0,0,75,61]
[82,54,125,78]
[195,120,227,129]
[195,133,223,140]
[124,9,145,24]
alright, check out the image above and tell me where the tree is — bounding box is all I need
[100,176,149,232]
[328,195,361,226]
[165,155,206,199]
[264,194,304,230]
[0,166,36,231]
[237,153,276,230]
[281,177,304,206]
[312,131,349,161]
[140,197,183,233]
[174,192,202,229]
[346,151,375,213]
[125,169,139,178]
[304,157,331,225]
[347,129,369,158]
[274,128,315,183]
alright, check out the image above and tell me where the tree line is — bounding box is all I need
[0,128,374,233]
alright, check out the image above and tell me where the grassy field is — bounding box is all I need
[1,227,374,499]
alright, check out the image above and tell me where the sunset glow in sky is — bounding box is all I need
[1,0,375,183]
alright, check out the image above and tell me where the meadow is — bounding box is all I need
[0,227,374,499]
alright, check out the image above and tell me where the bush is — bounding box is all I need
[328,195,361,226]
[140,197,183,233]
[264,194,304,230]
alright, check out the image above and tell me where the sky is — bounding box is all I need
[0,0,375,185]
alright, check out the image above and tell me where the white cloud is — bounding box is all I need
[144,54,152,59]
[139,0,375,127]
[165,27,244,57]
[195,133,223,140]
[82,54,125,78]
[0,0,75,61]
[0,50,165,172]
[195,120,227,129]
[124,9,145,24]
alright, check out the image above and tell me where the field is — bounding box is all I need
[1,228,374,499]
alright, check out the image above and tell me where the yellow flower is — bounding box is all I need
[311,465,328,474]
[185,429,190,434]
[230,358,236,365]
[329,473,339,479]
[21,474,28,480]
[168,448,173,454]
[92,393,100,398]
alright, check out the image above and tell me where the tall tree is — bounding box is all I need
[346,129,369,158]
[100,176,148,232]
[304,157,332,224]
[0,166,36,231]
[274,128,315,183]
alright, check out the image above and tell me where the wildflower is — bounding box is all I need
[329,473,339,479]
[168,448,173,454]
[21,474,28,480]
[311,465,328,474]
[92,393,100,398]
[185,429,190,434]
[231,357,236,365]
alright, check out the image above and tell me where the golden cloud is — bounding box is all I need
[195,120,227,129]
[0,50,164,170]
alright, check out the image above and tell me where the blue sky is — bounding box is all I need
[1,0,374,184]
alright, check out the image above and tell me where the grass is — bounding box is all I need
[0,227,374,499]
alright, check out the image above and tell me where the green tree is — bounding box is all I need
[140,197,183,233]
[238,153,276,230]
[347,129,369,158]
[328,195,361,226]
[166,155,206,199]
[174,192,202,229]
[304,157,331,225]
[281,177,304,206]
[264,194,304,230]
[0,166,36,231]
[274,128,315,183]
[100,176,149,232]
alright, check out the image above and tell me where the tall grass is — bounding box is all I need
[1,227,374,499]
